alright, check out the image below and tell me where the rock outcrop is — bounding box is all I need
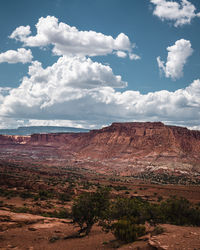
[0,122,200,177]
[0,135,30,145]
[26,122,200,156]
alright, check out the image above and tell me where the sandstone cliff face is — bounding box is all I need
[1,122,200,156]
[0,122,200,176]
[0,135,31,145]
[58,122,200,159]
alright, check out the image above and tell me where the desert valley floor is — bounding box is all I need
[0,122,200,249]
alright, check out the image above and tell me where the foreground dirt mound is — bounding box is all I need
[0,122,200,180]
[0,209,200,250]
[0,209,114,250]
[148,224,200,250]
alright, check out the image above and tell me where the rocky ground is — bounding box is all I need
[0,161,200,249]
[0,209,200,250]
[1,122,200,249]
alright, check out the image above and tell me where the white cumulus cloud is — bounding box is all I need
[9,25,31,41]
[157,39,193,80]
[0,48,33,64]
[9,16,139,59]
[115,51,127,58]
[0,55,200,129]
[150,0,200,27]
[2,15,199,130]
[0,56,127,119]
[129,53,141,60]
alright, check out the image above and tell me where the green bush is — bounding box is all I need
[20,191,34,199]
[0,189,18,198]
[112,219,145,243]
[111,197,150,224]
[40,208,69,219]
[59,193,72,202]
[38,190,54,200]
[160,197,200,226]
[114,185,128,191]
[53,208,69,219]
[12,206,30,213]
[71,187,200,241]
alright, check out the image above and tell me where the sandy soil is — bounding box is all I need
[0,210,114,250]
[0,210,200,250]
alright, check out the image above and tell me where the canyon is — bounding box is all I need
[1,122,200,250]
[0,122,200,183]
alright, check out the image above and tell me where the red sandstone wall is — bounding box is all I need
[0,122,200,158]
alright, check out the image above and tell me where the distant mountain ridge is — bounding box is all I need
[0,122,200,183]
[0,126,89,135]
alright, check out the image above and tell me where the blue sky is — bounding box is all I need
[0,0,200,129]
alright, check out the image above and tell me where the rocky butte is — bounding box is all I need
[0,122,200,181]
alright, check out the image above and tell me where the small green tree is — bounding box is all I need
[72,187,110,236]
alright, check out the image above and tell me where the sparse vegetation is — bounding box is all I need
[1,161,200,246]
[12,206,30,213]
[20,191,34,199]
[59,192,72,202]
[160,196,200,226]
[71,189,200,242]
[113,185,128,191]
[41,208,69,219]
[135,172,200,185]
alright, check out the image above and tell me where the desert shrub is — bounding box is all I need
[82,181,91,190]
[50,208,69,218]
[114,185,128,191]
[33,190,53,201]
[160,197,200,226]
[40,208,69,219]
[72,187,110,235]
[53,208,70,219]
[20,191,34,199]
[0,189,18,198]
[41,212,50,217]
[157,196,163,202]
[110,196,168,226]
[38,190,54,200]
[33,194,40,201]
[151,225,165,236]
[71,189,200,240]
[45,202,54,209]
[59,193,72,202]
[112,219,145,243]
[12,206,30,213]
[111,197,150,224]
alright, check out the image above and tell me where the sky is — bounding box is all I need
[0,0,200,129]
